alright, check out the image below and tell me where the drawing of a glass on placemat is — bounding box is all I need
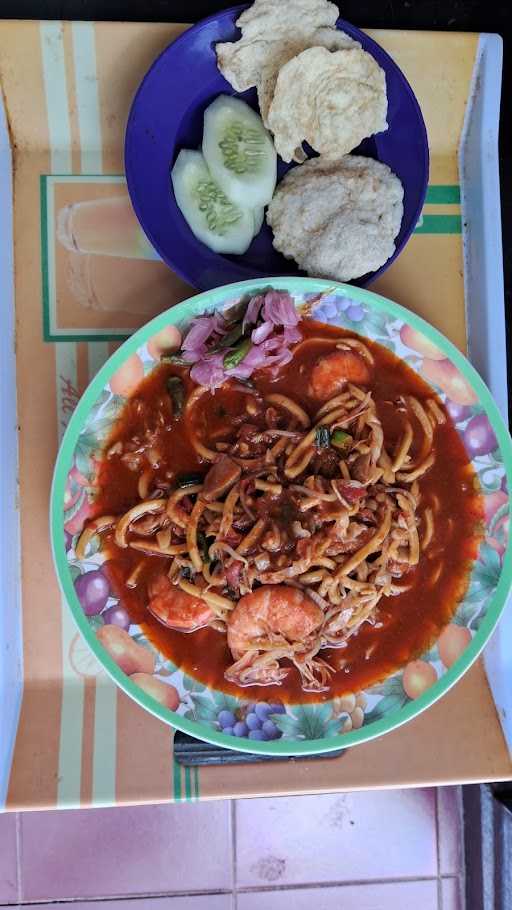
[41,175,192,342]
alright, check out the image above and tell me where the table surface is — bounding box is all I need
[1,9,511,803]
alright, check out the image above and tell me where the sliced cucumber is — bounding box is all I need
[171,149,255,255]
[202,95,277,209]
[252,206,265,237]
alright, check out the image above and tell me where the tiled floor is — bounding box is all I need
[0,786,463,909]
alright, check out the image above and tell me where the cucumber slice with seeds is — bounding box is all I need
[203,95,277,209]
[171,149,255,255]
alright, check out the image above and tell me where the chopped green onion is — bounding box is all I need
[177,472,203,487]
[197,531,214,565]
[223,338,252,369]
[223,296,250,326]
[166,376,185,416]
[212,323,245,351]
[160,353,190,366]
[331,430,352,450]
[315,425,331,448]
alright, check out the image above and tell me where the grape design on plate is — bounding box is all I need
[74,568,110,616]
[217,701,286,740]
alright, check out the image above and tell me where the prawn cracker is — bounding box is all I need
[216,0,358,125]
[257,28,359,127]
[267,46,388,162]
[266,155,404,282]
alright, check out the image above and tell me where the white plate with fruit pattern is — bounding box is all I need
[51,278,512,756]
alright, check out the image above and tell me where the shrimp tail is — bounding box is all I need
[225,649,290,688]
[292,654,333,692]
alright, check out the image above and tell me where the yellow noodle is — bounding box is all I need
[211,541,249,565]
[115,500,165,548]
[426,398,446,425]
[126,560,146,589]
[298,570,327,584]
[291,484,337,501]
[167,560,180,582]
[326,405,369,429]
[336,337,374,364]
[407,395,434,463]
[357,560,369,582]
[129,539,188,557]
[178,579,235,613]
[347,383,368,401]
[138,468,153,500]
[299,496,326,511]
[202,563,226,587]
[421,507,434,551]
[193,438,220,461]
[391,420,413,472]
[289,336,338,360]
[209,619,228,633]
[156,528,171,550]
[218,485,240,539]
[265,393,310,428]
[312,556,337,570]
[233,455,269,470]
[428,561,443,587]
[285,448,315,479]
[322,508,353,521]
[336,506,393,578]
[184,387,217,460]
[315,393,352,420]
[270,436,290,459]
[326,584,345,605]
[237,518,266,555]
[396,493,420,566]
[377,447,395,484]
[339,460,351,480]
[75,515,116,560]
[166,484,203,528]
[254,478,282,495]
[203,501,225,513]
[187,498,207,572]
[204,518,221,537]
[397,452,435,482]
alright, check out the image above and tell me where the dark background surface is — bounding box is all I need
[3,0,511,401]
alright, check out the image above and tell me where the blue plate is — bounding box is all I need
[125,6,429,292]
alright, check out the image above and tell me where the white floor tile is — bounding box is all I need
[236,790,437,886]
[238,880,438,910]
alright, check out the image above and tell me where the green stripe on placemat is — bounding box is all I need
[184,766,192,801]
[425,185,461,205]
[173,757,182,802]
[172,758,200,801]
[414,214,462,235]
[40,175,51,342]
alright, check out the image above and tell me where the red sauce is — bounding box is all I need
[95,321,483,703]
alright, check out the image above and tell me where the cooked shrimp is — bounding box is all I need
[225,585,330,690]
[309,350,371,401]
[147,573,215,632]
